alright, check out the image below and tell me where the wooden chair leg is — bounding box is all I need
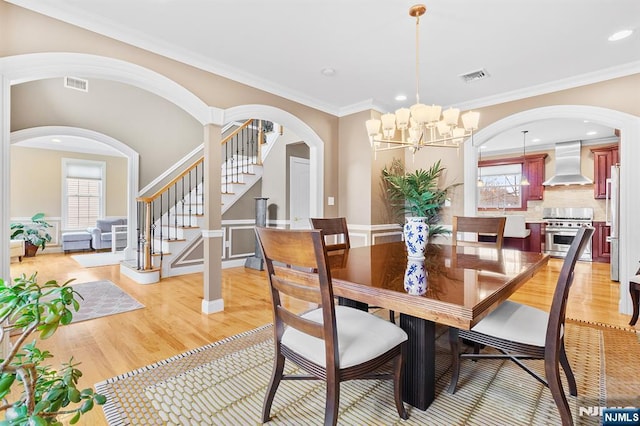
[629,283,640,326]
[559,339,577,396]
[324,375,340,426]
[545,354,573,426]
[261,352,285,423]
[392,349,408,420]
[447,327,461,394]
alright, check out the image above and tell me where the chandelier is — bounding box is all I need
[365,4,480,152]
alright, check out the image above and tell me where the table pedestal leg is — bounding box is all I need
[399,314,436,410]
[337,297,368,311]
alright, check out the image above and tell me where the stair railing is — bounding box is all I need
[134,119,266,272]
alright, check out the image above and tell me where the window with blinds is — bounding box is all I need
[63,159,105,230]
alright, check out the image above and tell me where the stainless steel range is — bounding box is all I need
[543,207,593,262]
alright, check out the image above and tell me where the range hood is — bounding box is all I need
[542,140,593,186]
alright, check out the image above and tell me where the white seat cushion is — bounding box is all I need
[281,305,408,369]
[630,274,640,284]
[470,301,548,347]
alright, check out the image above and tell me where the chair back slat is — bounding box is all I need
[452,216,506,249]
[276,306,325,339]
[310,217,351,251]
[255,226,337,350]
[271,272,322,305]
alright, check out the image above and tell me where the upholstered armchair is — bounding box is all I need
[87,218,127,251]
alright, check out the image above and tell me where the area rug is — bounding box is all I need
[66,280,144,323]
[71,252,125,268]
[95,321,640,425]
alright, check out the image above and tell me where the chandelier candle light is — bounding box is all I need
[366,4,480,152]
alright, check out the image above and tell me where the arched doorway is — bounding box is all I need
[463,105,640,315]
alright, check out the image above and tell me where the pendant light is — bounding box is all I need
[520,130,530,186]
[477,145,484,187]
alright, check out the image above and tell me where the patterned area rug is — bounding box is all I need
[96,322,640,425]
[67,280,144,323]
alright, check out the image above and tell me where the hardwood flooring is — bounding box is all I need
[8,252,635,425]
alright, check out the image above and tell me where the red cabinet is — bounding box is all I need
[592,221,611,263]
[525,222,544,253]
[523,154,546,201]
[590,145,619,199]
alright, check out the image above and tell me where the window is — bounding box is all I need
[477,163,524,209]
[62,159,105,230]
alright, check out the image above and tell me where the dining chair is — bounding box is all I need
[310,217,396,323]
[310,217,351,251]
[255,226,408,425]
[447,225,594,426]
[451,216,507,249]
[628,263,640,326]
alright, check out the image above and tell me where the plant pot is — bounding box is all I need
[24,241,40,257]
[403,217,429,258]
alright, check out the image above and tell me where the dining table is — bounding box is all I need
[327,241,550,411]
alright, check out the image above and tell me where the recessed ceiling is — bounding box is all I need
[481,119,618,155]
[13,135,125,157]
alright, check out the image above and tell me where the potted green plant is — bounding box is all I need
[10,213,53,257]
[382,159,455,239]
[0,273,106,425]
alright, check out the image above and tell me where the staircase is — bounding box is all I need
[123,119,272,283]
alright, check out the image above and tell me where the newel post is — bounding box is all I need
[245,197,269,270]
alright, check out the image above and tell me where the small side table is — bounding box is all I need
[630,276,640,326]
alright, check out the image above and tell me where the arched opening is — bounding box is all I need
[463,105,640,315]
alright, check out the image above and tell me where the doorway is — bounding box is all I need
[289,156,310,229]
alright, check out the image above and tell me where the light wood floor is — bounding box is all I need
[8,253,636,425]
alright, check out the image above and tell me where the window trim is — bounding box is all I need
[62,158,106,230]
[478,156,527,211]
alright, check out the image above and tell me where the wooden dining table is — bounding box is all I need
[327,241,550,411]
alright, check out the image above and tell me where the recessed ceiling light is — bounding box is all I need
[320,67,336,77]
[608,29,633,41]
[583,120,590,123]
[51,138,61,143]
[532,138,541,143]
[586,131,598,136]
[395,94,407,102]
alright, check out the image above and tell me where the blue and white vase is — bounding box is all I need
[404,258,427,296]
[403,216,429,258]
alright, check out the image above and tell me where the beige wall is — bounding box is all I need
[10,145,127,222]
[11,79,203,187]
[1,1,340,215]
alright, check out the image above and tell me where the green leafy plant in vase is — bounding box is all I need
[10,213,53,257]
[0,273,106,425]
[382,159,455,239]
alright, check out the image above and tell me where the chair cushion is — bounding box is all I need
[470,301,548,347]
[630,274,640,284]
[281,305,408,369]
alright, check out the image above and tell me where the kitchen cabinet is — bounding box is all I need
[590,145,619,199]
[523,154,546,201]
[525,222,544,253]
[592,221,611,263]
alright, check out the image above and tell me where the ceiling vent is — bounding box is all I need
[459,68,490,83]
[64,76,89,92]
